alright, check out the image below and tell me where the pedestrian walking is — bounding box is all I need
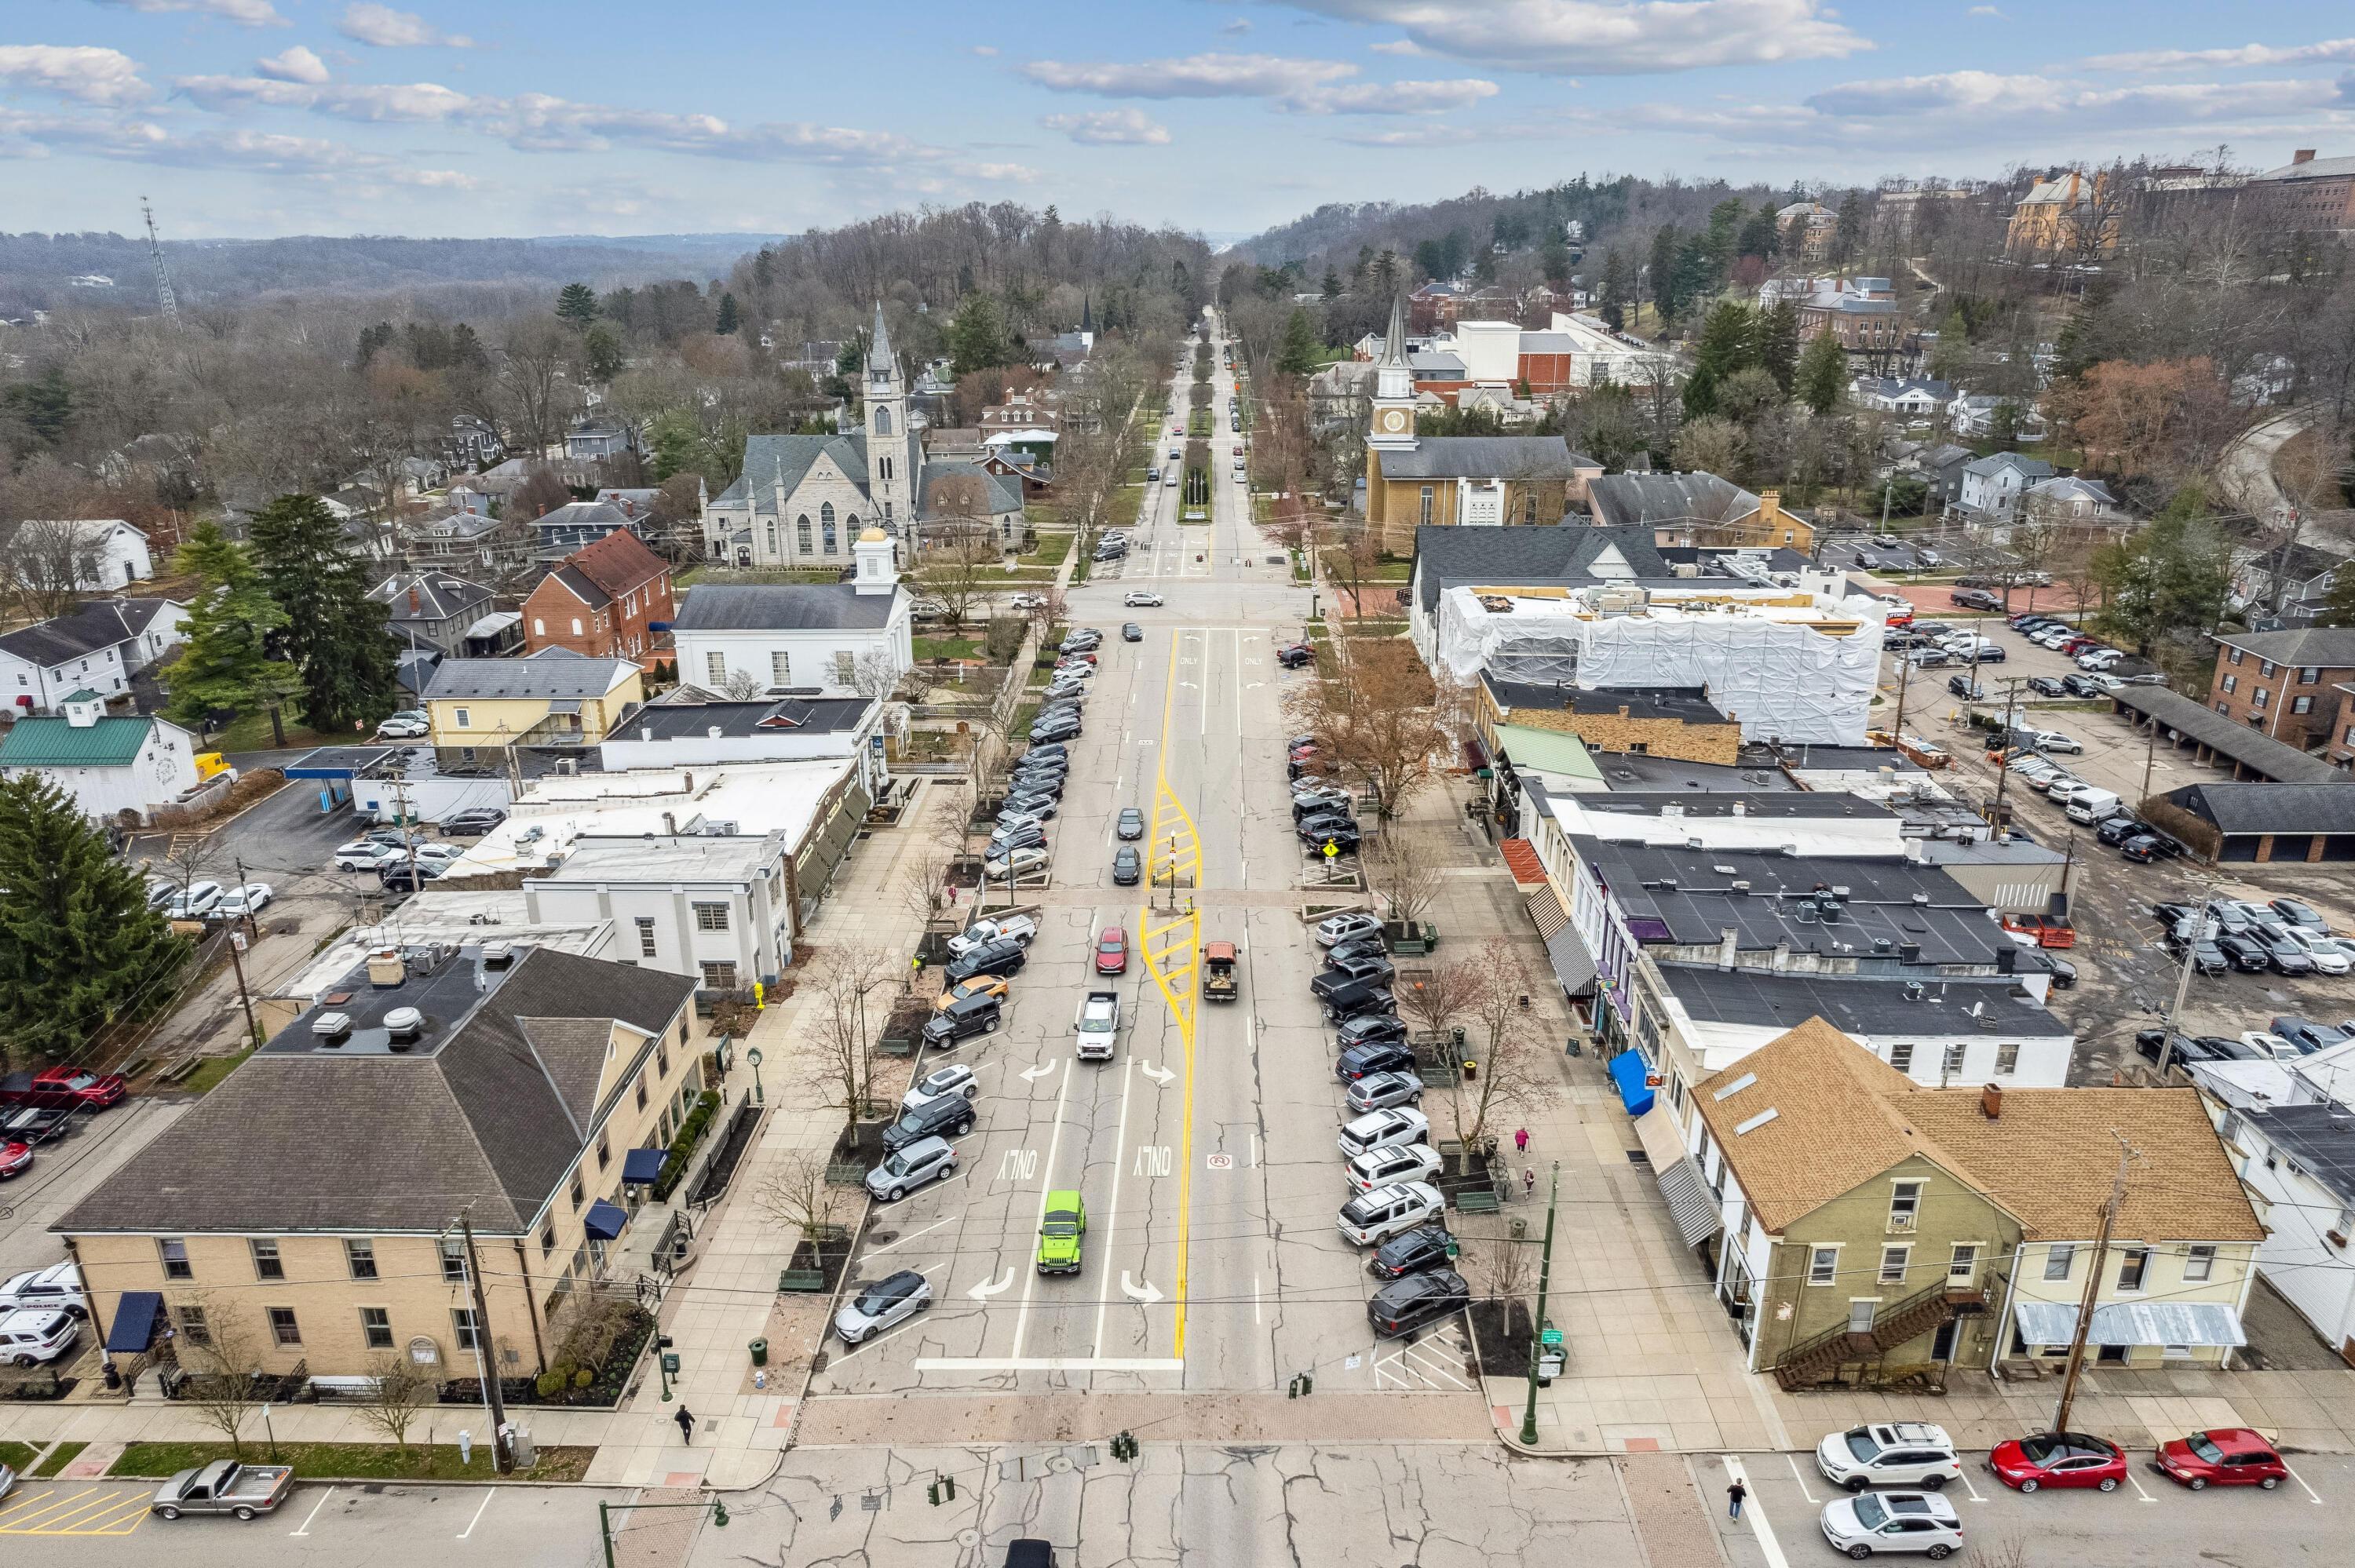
[1726,1479,1747,1519]
[674,1406,696,1444]
[1522,1165,1536,1200]
[1513,1127,1530,1157]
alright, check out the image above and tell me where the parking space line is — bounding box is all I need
[2283,1462,2324,1504]
[867,1216,954,1256]
[1720,1457,1788,1568]
[457,1489,494,1539]
[2125,1467,2156,1502]
[290,1485,334,1536]
[1784,1453,1819,1504]
[1955,1466,1985,1503]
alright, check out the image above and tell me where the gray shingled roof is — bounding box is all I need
[424,647,637,700]
[672,582,900,633]
[2164,781,2355,837]
[0,602,150,668]
[2110,686,2347,784]
[1378,436,1589,481]
[2209,626,2355,666]
[55,947,694,1236]
[713,428,921,515]
[371,570,495,625]
[1411,523,1670,614]
[918,460,1024,517]
[1587,472,1761,530]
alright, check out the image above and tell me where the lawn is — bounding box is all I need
[1019,532,1073,567]
[1320,548,1413,582]
[110,1440,595,1484]
[0,1442,38,1471]
[175,1048,254,1096]
[914,636,983,663]
[204,709,326,756]
[31,1442,86,1477]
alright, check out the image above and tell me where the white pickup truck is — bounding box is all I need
[947,913,1039,958]
[1076,990,1119,1062]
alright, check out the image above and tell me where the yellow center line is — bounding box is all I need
[1139,627,1201,1359]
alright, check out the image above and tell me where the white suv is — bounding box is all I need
[1816,1422,1963,1491]
[0,1309,79,1366]
[0,1263,86,1319]
[1819,1491,1962,1559]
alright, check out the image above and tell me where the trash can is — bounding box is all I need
[749,1337,769,1368]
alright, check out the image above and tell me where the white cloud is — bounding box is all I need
[391,167,477,188]
[967,45,1000,57]
[338,3,474,49]
[1968,5,2005,16]
[1367,38,1426,56]
[1802,69,2342,128]
[90,0,286,26]
[1268,1,1871,75]
[1331,118,1556,146]
[2087,37,2355,71]
[1221,16,1253,32]
[1020,50,1491,112]
[173,74,473,121]
[0,46,149,106]
[1042,108,1173,144]
[255,46,330,85]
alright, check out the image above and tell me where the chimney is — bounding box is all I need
[663,811,677,836]
[2293,148,2317,165]
[367,947,407,988]
[1717,926,1739,971]
[407,585,422,614]
[1980,1082,2003,1121]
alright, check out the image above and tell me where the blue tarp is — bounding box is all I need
[622,1147,666,1184]
[583,1199,629,1241]
[105,1290,162,1354]
[1608,1049,1656,1117]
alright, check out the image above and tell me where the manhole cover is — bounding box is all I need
[957,1530,981,1548]
[1047,1454,1074,1474]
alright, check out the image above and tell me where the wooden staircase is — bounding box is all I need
[1774,1281,1988,1391]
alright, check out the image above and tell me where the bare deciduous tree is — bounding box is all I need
[913,532,1003,631]
[851,645,905,703]
[718,669,765,700]
[1368,827,1444,931]
[1446,939,1545,1152]
[795,939,900,1121]
[1284,639,1443,820]
[171,1296,267,1457]
[754,1147,853,1243]
[1395,953,1484,1043]
[355,1351,436,1455]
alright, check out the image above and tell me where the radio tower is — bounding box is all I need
[141,197,179,323]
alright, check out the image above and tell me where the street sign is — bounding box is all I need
[1540,1327,1564,1348]
[1322,841,1338,859]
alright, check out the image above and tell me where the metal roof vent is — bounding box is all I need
[312,1011,353,1044]
[1712,1071,1758,1101]
[1912,892,1931,905]
[384,1007,425,1048]
[1713,865,1740,876]
[1903,981,1926,1001]
[482,942,515,968]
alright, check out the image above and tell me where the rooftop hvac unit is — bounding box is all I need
[1794,901,1819,923]
[384,1007,425,1048]
[1820,900,1844,923]
[312,1011,353,1044]
[1903,981,1926,1002]
[482,942,515,968]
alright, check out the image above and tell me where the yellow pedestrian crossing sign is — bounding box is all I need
[1323,841,1339,859]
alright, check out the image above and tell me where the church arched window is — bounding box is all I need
[879,456,893,482]
[765,520,778,556]
[822,502,838,555]
[795,514,812,555]
[874,406,892,437]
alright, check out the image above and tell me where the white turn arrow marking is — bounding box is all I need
[968,1268,1015,1300]
[1020,1061,1057,1081]
[1139,1061,1174,1085]
[1121,1272,1164,1304]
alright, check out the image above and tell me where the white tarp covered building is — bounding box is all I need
[1434,579,1882,746]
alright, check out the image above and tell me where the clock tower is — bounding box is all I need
[1367,292,1417,452]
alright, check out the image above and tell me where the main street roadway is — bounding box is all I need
[804,314,1477,1410]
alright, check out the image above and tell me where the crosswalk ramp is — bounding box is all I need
[1371,1326,1477,1391]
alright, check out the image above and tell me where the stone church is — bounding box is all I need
[701,304,1024,567]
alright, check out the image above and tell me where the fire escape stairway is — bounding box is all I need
[1774,1280,1988,1391]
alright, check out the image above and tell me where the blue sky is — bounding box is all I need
[4,2,2353,240]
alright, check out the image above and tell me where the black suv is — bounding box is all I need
[1367,1223,1454,1282]
[946,939,1028,983]
[882,1091,977,1151]
[1325,983,1397,1024]
[1337,1038,1415,1081]
[1367,1270,1470,1338]
[922,992,1003,1049]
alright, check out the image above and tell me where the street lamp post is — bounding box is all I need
[1518,1161,1562,1448]
[746,1045,764,1107]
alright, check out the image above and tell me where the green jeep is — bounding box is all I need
[1036,1191,1087,1275]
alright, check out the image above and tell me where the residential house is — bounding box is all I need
[1587,472,1815,552]
[445,414,503,469]
[1670,1019,2260,1387]
[979,392,1059,436]
[56,944,706,1388]
[1852,377,1955,418]
[422,648,645,754]
[669,531,911,699]
[0,688,199,824]
[2215,1041,2355,1357]
[2005,168,2120,257]
[2250,148,2355,234]
[922,426,987,463]
[1952,452,2055,522]
[370,569,500,658]
[564,418,638,461]
[2205,625,2355,752]
[1948,396,2050,443]
[11,518,153,592]
[2020,475,2123,523]
[2231,541,2348,628]
[523,531,675,662]
[400,510,529,575]
[1913,443,1977,512]
[0,597,187,714]
[532,499,648,560]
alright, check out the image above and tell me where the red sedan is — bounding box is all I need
[1989,1431,2126,1493]
[28,1067,126,1109]
[2155,1428,2287,1490]
[1094,926,1128,975]
[0,1140,31,1179]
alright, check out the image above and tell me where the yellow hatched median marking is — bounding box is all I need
[1137,628,1202,1358]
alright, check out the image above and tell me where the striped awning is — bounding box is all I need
[1656,1158,1723,1249]
[2013,1300,2245,1348]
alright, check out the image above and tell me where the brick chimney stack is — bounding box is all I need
[2293,149,2317,165]
[407,585,422,613]
[1980,1083,2003,1120]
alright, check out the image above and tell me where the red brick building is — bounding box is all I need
[523,531,674,662]
[2206,627,2355,753]
[2253,149,2355,234]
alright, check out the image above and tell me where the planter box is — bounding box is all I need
[1386,921,1439,956]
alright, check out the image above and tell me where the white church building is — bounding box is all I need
[669,527,915,700]
[701,304,1024,567]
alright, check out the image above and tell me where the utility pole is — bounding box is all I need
[1988,676,2029,832]
[222,919,261,1047]
[457,1212,514,1473]
[2139,713,2160,804]
[1518,1160,1561,1448]
[2152,891,2216,1084]
[2052,1138,2137,1433]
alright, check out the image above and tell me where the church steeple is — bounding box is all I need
[1367,293,1417,451]
[864,301,895,378]
[862,301,911,536]
[1079,293,1094,334]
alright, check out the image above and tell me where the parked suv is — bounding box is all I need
[0,1263,86,1319]
[1817,1491,1964,1560]
[1816,1422,1965,1491]
[0,1308,78,1366]
[1366,1269,1470,1339]
[1338,1182,1444,1247]
[866,1136,957,1202]
[922,991,1003,1049]
[882,1092,977,1152]
[946,939,1028,984]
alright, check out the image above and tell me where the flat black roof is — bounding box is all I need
[1587,753,1803,792]
[1579,792,1894,821]
[1665,965,2065,1037]
[1484,675,1729,724]
[624,695,874,740]
[2250,1103,2355,1203]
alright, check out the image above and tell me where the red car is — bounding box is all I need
[28,1067,126,1109]
[2155,1428,2287,1490]
[0,1140,31,1179]
[1094,926,1128,975]
[1989,1431,2126,1493]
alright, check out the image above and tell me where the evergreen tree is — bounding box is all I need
[754,247,776,290]
[1832,191,1866,262]
[0,774,190,1066]
[1539,235,1572,287]
[947,292,1011,374]
[1736,201,1780,261]
[1987,400,2021,451]
[247,495,400,733]
[1599,248,1631,332]
[1321,268,1342,300]
[1759,301,1802,392]
[583,323,625,382]
[1276,308,1322,377]
[1795,330,1849,414]
[164,523,287,730]
[555,282,600,327]
[450,322,488,370]
[1648,226,1678,325]
[1682,301,1762,420]
[2,367,75,448]
[714,292,740,334]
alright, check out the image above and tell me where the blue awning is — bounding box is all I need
[583,1199,629,1241]
[1608,1049,1656,1117]
[105,1290,162,1354]
[623,1147,666,1185]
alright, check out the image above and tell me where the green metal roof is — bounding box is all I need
[1492,723,1603,782]
[0,715,156,768]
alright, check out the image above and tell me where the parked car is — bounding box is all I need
[2153,1428,2287,1490]
[2270,1016,2349,1053]
[922,991,1003,1049]
[378,862,444,892]
[20,1067,126,1109]
[332,841,397,872]
[214,883,275,919]
[0,1106,74,1145]
[867,1136,958,1202]
[1367,1269,1470,1338]
[945,939,1028,985]
[1344,1143,1444,1194]
[1094,925,1128,975]
[1336,1013,1409,1050]
[1338,1181,1446,1247]
[1313,912,1382,947]
[834,1269,932,1344]
[2023,676,2067,698]
[1324,983,1397,1026]
[0,1262,85,1318]
[900,1063,977,1110]
[166,881,225,918]
[2214,932,2273,971]
[2280,927,2352,975]
[1816,1491,1965,1560]
[1276,643,1315,669]
[2255,928,2317,975]
[1988,1431,2127,1492]
[2270,897,2329,930]
[0,1308,78,1366]
[149,1460,296,1521]
[2095,815,2149,847]
[0,1141,30,1180]
[1367,1223,1455,1282]
[987,822,1046,856]
[375,713,429,739]
[440,808,507,837]
[981,844,1050,881]
[882,1093,977,1154]
[2021,730,2081,753]
[1346,1069,1424,1111]
[1816,1423,1963,1491]
[1336,1040,1415,1081]
[1298,819,1362,851]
